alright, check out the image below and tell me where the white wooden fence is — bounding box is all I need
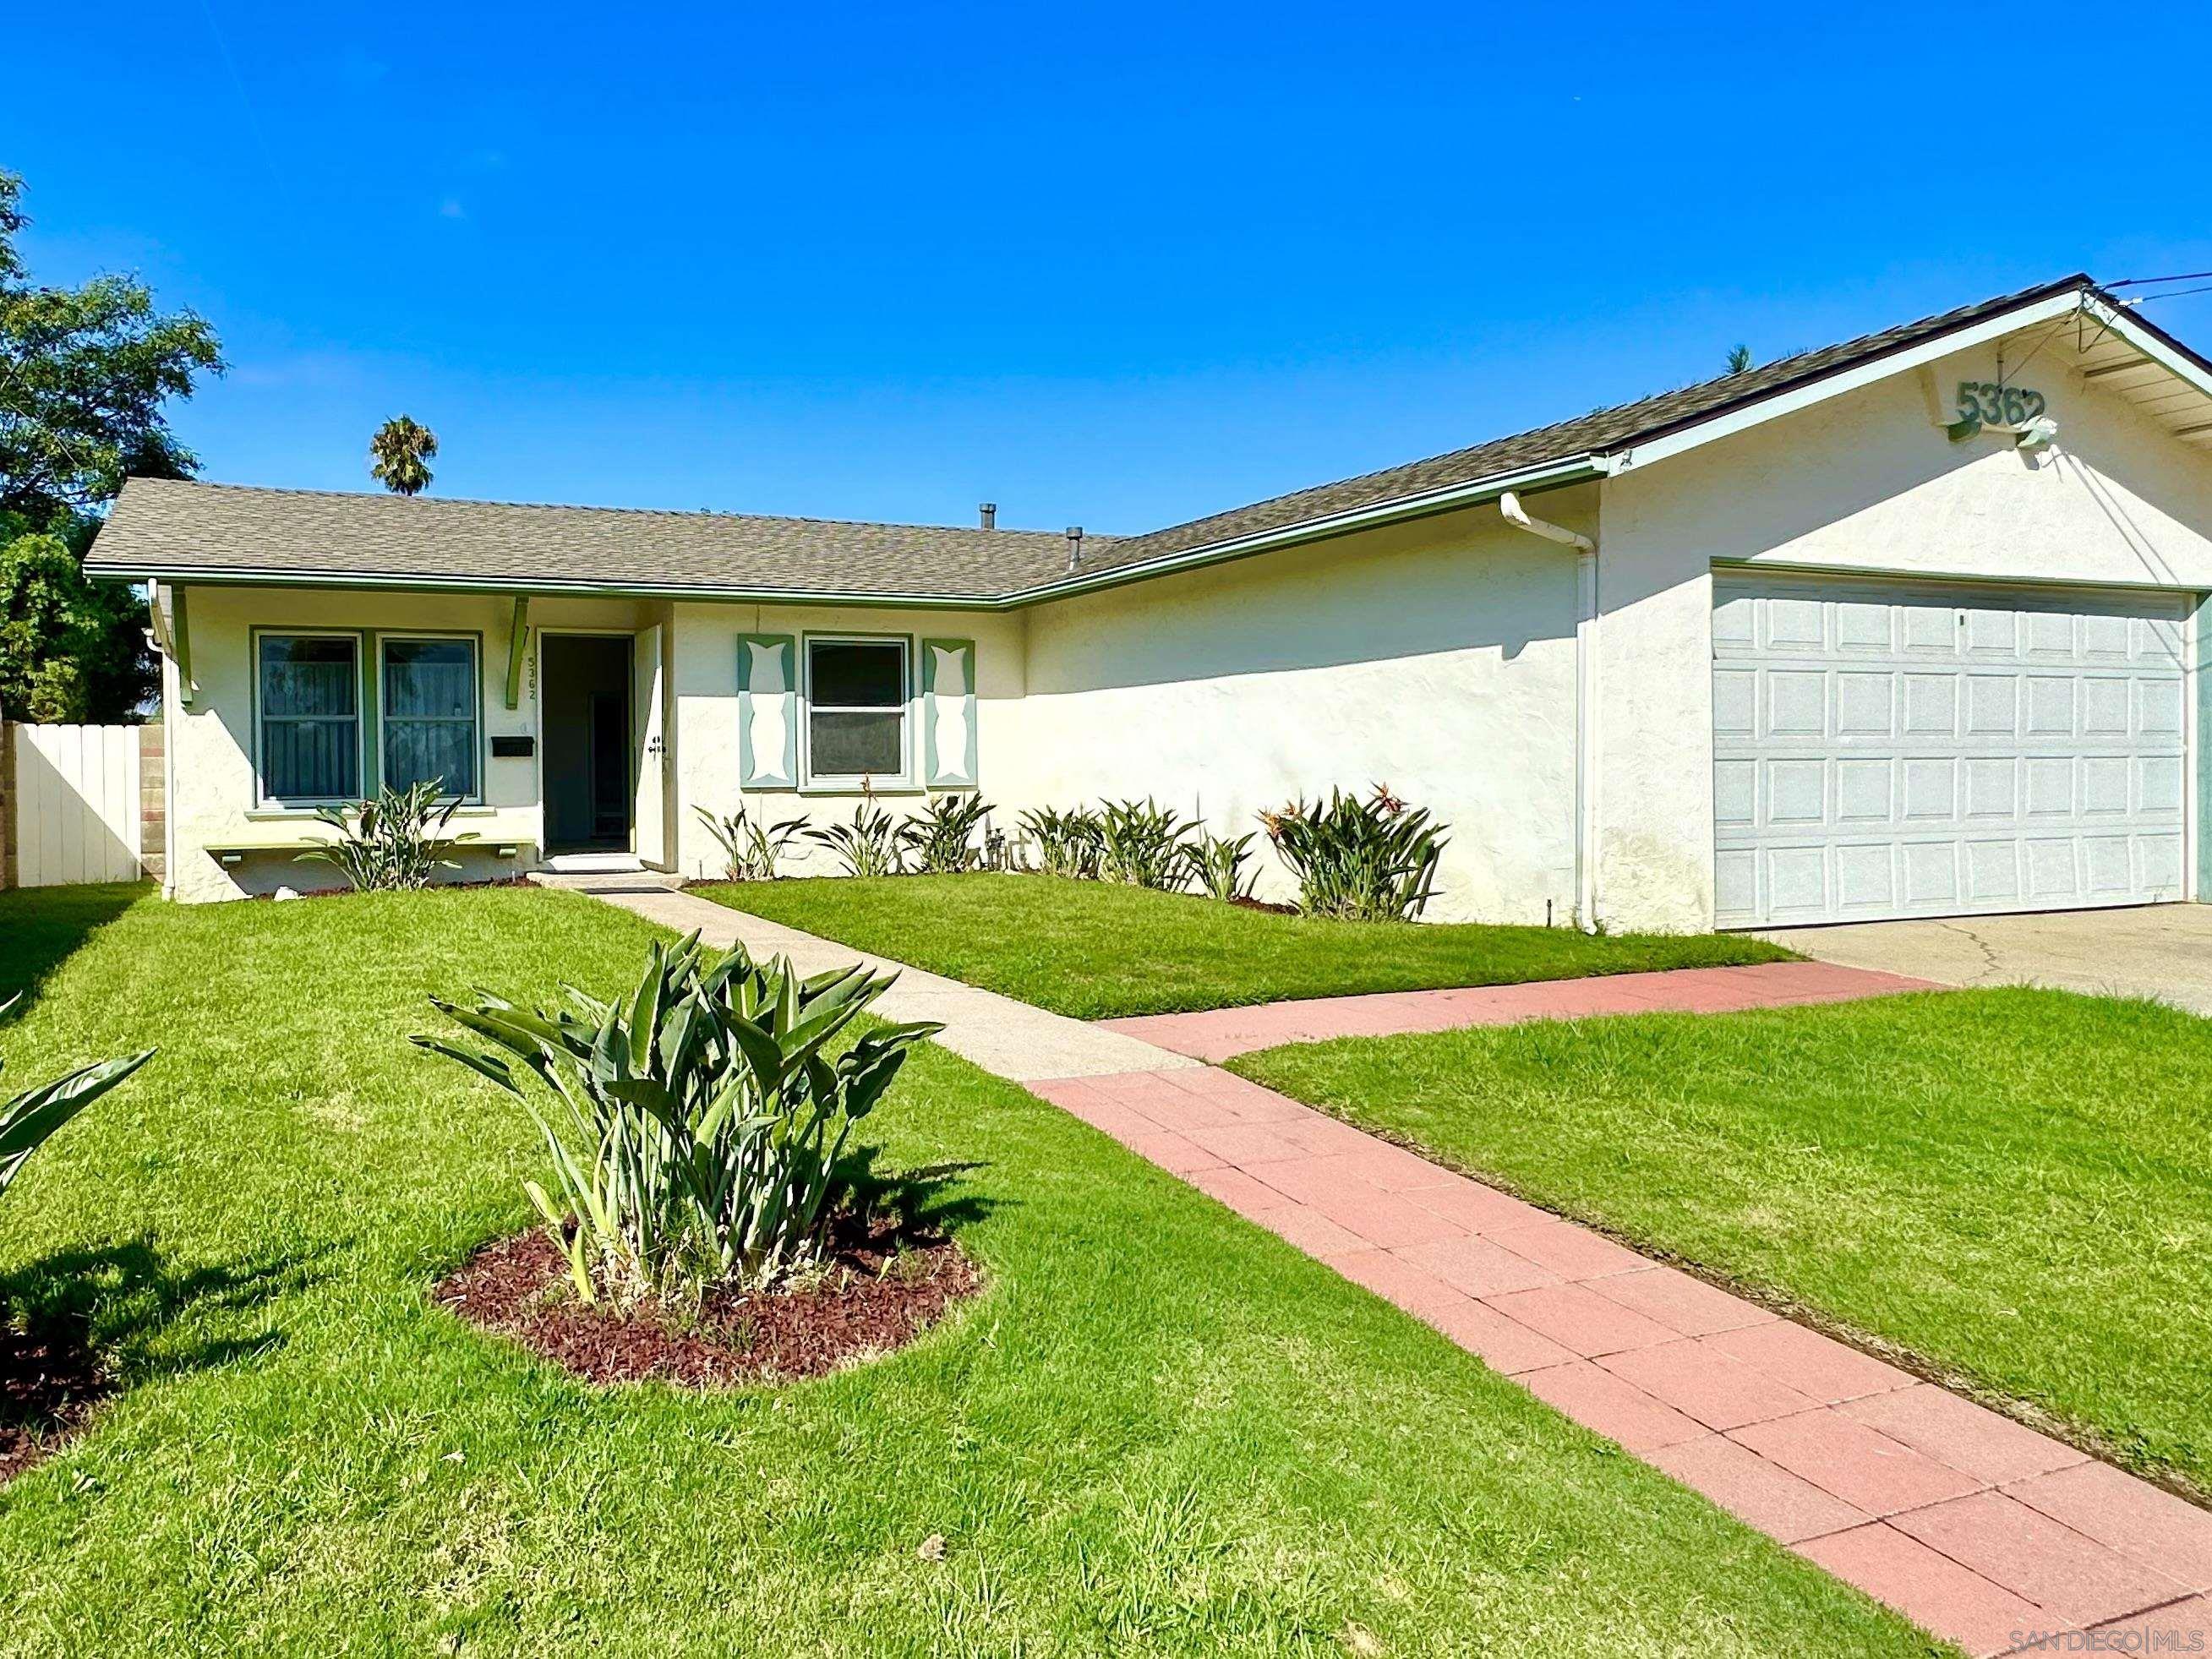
[7,723,146,887]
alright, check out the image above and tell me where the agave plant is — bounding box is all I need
[806,801,904,879]
[413,936,940,1302]
[1261,784,1446,921]
[1180,830,1259,903]
[1017,805,1104,880]
[297,778,474,892]
[0,996,155,1208]
[1097,798,1193,890]
[900,794,993,875]
[695,802,807,882]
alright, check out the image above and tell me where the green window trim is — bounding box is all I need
[251,628,371,808]
[920,636,979,789]
[379,632,486,804]
[736,633,798,789]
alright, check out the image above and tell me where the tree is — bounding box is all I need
[0,534,108,722]
[0,169,222,720]
[1725,344,1754,374]
[369,416,438,495]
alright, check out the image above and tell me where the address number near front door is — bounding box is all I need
[1957,380,2047,427]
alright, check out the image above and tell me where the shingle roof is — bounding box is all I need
[85,274,2104,603]
[87,483,1098,598]
[1081,273,2099,576]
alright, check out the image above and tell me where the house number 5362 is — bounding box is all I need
[1957,381,2046,427]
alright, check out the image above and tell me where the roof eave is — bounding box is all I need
[1001,452,1610,608]
[79,562,1016,609]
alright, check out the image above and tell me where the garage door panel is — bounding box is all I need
[1713,576,2189,927]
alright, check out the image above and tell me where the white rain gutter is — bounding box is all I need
[1499,491,1601,933]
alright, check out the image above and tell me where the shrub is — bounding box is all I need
[1018,805,1103,880]
[806,801,904,878]
[900,794,993,875]
[1097,798,1193,889]
[413,935,940,1302]
[1181,830,1259,903]
[0,995,154,1208]
[1261,784,1446,921]
[695,802,807,881]
[297,778,474,892]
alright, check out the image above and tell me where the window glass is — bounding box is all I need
[382,637,479,798]
[810,641,904,707]
[807,638,906,778]
[259,635,359,801]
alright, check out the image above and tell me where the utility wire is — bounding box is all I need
[2105,270,2212,290]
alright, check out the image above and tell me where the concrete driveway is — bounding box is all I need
[1756,903,2212,1014]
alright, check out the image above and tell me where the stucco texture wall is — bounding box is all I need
[1593,335,2212,930]
[670,603,1027,881]
[1012,498,1592,924]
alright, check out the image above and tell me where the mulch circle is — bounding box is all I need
[0,1309,112,1489]
[433,1222,980,1389]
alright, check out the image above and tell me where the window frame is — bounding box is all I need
[800,632,912,788]
[378,630,486,805]
[251,627,369,810]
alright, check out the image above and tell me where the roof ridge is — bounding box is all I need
[126,478,1113,542]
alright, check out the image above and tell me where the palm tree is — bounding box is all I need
[1725,344,1753,375]
[369,416,439,496]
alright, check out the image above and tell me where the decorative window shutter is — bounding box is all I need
[736,634,797,789]
[920,637,979,789]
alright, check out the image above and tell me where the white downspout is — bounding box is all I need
[1499,493,1600,933]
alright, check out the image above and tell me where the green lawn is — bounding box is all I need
[693,874,1794,1018]
[1234,990,2212,1497]
[0,884,1928,1654]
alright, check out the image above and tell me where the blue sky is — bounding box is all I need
[12,3,2212,535]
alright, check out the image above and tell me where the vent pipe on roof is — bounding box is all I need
[979,503,997,530]
[1065,527,1084,571]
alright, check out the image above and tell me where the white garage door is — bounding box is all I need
[1712,575,2192,928]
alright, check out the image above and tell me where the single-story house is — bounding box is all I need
[85,275,2212,930]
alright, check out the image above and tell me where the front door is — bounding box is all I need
[542,634,635,854]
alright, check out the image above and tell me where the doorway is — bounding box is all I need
[542,633,634,854]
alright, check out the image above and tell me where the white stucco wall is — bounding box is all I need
[670,602,1027,881]
[1594,334,2212,930]
[1008,499,1593,924]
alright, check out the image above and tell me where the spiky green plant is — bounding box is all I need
[0,995,155,1207]
[695,802,807,881]
[1097,798,1193,890]
[1017,805,1104,880]
[1260,784,1446,921]
[806,801,904,879]
[412,935,940,1302]
[899,794,993,875]
[297,778,473,892]
[1180,830,1259,903]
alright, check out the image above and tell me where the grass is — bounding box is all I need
[692,874,1795,1019]
[0,882,1938,1653]
[1234,989,2212,1497]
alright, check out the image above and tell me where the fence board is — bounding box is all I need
[9,724,144,887]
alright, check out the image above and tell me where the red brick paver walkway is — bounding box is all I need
[1100,959,1941,1061]
[1030,1062,2212,1656]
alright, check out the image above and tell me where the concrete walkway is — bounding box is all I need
[1101,959,1940,1062]
[1761,904,2212,1018]
[559,879,1201,1083]
[571,882,2211,1656]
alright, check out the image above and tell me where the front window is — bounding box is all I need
[381,636,480,799]
[258,633,360,803]
[806,636,908,781]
